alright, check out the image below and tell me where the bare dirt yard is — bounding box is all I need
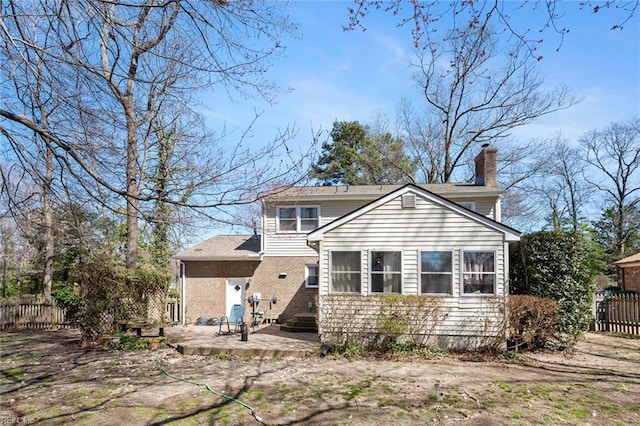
[0,328,639,426]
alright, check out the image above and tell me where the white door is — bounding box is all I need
[225,278,246,317]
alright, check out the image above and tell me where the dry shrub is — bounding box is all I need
[318,294,445,351]
[507,295,559,351]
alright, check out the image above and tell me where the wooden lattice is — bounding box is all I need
[78,265,169,344]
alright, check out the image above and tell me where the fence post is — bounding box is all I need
[51,299,58,329]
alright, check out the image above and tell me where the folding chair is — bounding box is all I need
[218,304,245,335]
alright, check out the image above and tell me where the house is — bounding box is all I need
[614,253,640,292]
[174,146,520,348]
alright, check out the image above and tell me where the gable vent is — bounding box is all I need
[401,194,416,209]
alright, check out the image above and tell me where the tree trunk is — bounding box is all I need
[42,145,54,301]
[126,111,139,269]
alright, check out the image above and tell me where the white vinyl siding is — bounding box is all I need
[317,194,506,301]
[263,200,369,256]
[262,196,499,256]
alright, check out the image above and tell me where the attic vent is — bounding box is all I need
[402,194,416,209]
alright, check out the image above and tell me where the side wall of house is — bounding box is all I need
[316,193,509,348]
[183,257,318,324]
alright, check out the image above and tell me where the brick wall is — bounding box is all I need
[623,266,640,292]
[182,257,318,324]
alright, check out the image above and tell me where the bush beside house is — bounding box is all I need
[510,231,595,346]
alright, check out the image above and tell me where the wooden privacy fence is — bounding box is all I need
[0,299,72,330]
[0,298,180,330]
[592,293,640,335]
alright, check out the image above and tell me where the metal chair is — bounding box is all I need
[218,304,245,335]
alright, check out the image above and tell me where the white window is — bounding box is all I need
[420,251,453,295]
[458,201,476,211]
[300,207,319,231]
[370,251,402,294]
[276,206,319,232]
[305,264,319,288]
[462,251,496,295]
[330,251,361,293]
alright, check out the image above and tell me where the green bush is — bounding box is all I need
[52,286,80,324]
[510,231,595,347]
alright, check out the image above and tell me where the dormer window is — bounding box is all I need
[277,206,320,232]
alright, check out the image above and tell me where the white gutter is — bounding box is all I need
[175,254,263,262]
[180,261,186,325]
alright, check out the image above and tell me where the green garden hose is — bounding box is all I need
[152,349,266,425]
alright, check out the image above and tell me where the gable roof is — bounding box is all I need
[174,235,262,261]
[614,252,640,268]
[307,183,520,242]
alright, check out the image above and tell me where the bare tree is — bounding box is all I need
[398,17,576,184]
[521,135,592,232]
[346,1,639,54]
[550,137,592,232]
[581,117,640,257]
[1,1,305,269]
[492,139,556,231]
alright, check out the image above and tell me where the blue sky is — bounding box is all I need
[193,1,639,238]
[201,1,639,158]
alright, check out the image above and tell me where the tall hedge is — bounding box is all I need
[510,231,595,344]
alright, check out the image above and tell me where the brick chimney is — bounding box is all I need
[474,145,497,186]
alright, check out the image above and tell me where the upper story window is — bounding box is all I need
[458,201,476,211]
[370,251,402,294]
[420,251,453,295]
[277,206,319,232]
[330,251,361,293]
[462,250,496,295]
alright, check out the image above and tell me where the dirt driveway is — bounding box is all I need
[1,329,639,425]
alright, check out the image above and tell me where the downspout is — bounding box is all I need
[180,261,186,325]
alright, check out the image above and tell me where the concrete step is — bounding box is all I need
[280,313,318,333]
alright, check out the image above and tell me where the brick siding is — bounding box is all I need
[182,257,318,324]
[623,266,640,292]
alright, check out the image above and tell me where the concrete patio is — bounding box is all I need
[164,323,321,357]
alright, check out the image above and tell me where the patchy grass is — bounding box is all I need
[1,329,639,425]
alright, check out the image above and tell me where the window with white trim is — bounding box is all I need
[276,206,319,232]
[420,251,453,295]
[330,251,361,293]
[462,251,496,294]
[370,251,402,294]
[458,201,476,211]
[305,264,319,288]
